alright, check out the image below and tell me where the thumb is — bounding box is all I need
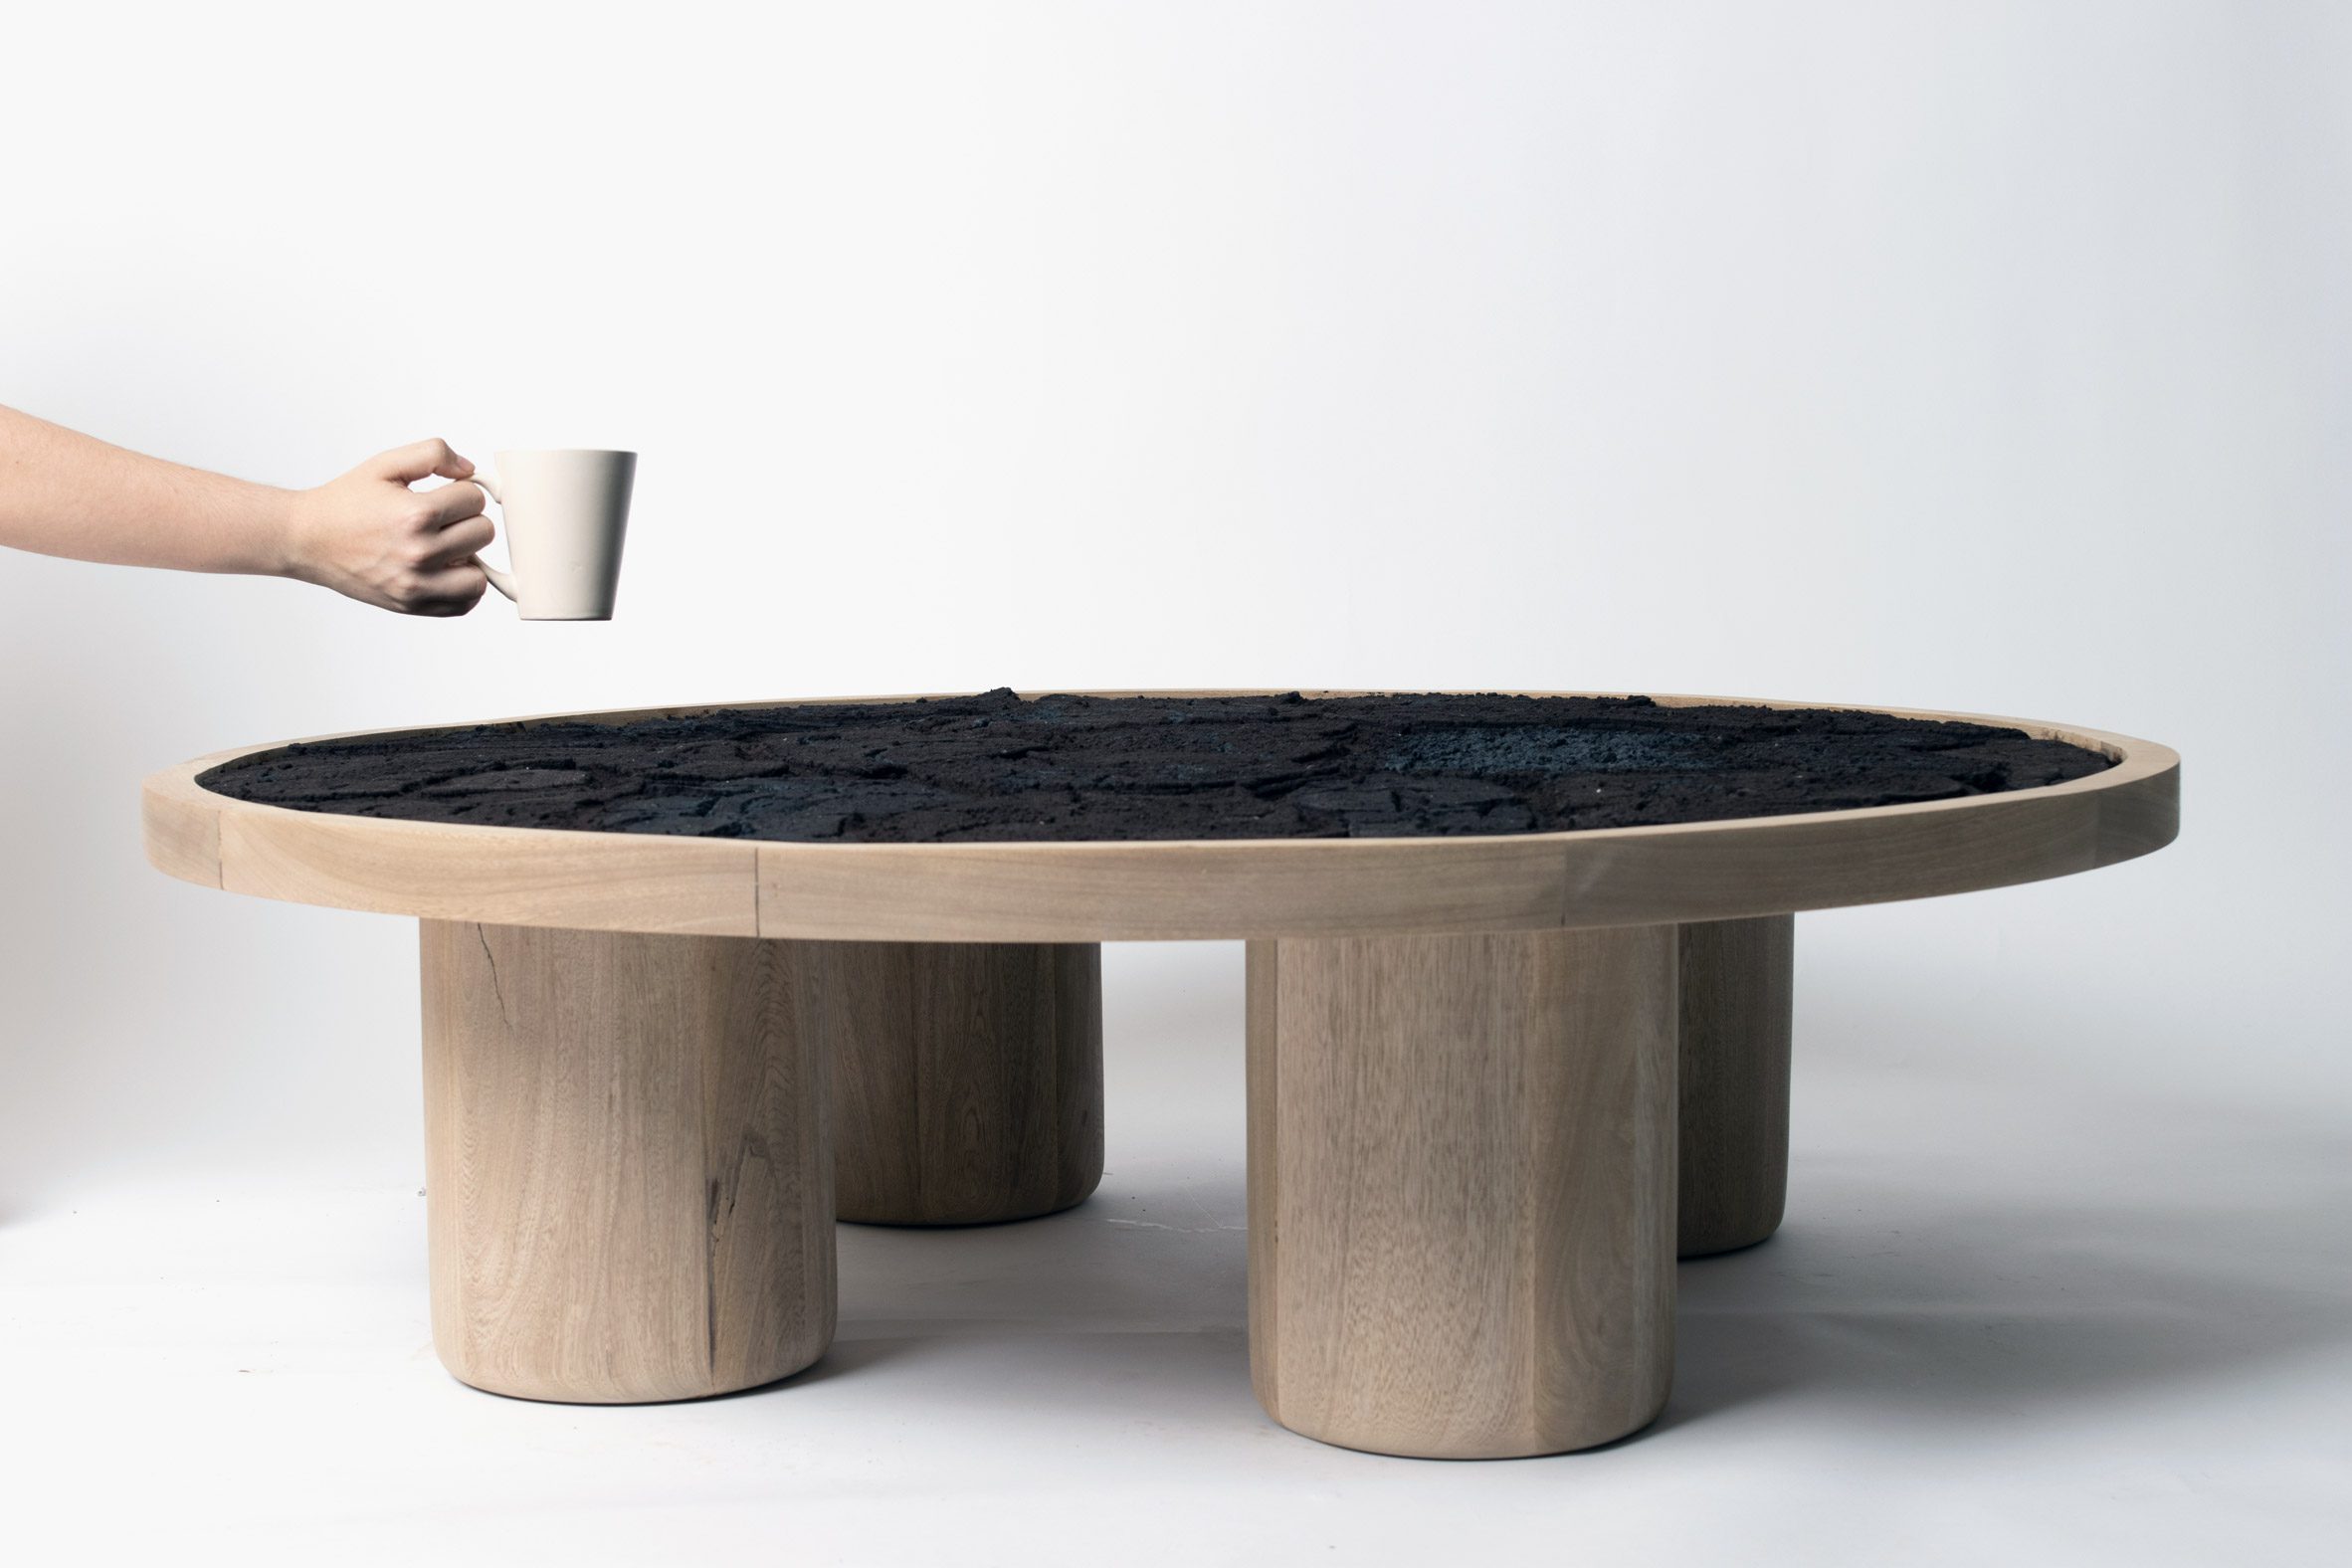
[367,438,475,485]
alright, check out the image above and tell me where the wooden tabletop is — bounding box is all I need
[142,690,2178,942]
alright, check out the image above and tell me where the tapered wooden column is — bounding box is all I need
[1677,914,1795,1258]
[1246,926,1677,1459]
[814,942,1103,1226]
[420,921,835,1403]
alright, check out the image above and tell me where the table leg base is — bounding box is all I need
[1677,915,1795,1259]
[414,914,1778,1427]
[1247,927,1677,1459]
[817,942,1103,1227]
[420,921,836,1403]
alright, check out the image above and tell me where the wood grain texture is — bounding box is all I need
[143,692,2180,943]
[757,835,1566,942]
[1247,926,1677,1458]
[228,812,757,935]
[814,941,1103,1225]
[1677,915,1795,1258]
[421,920,834,1402]
[140,772,220,888]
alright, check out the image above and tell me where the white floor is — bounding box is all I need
[5,936,2348,1566]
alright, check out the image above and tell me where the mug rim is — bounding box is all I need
[492,447,638,460]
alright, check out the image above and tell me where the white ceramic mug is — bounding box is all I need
[470,449,637,621]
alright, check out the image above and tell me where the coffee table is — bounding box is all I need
[142,690,2178,1458]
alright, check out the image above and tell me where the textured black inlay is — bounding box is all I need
[197,689,2111,844]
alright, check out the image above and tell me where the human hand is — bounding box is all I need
[282,439,494,615]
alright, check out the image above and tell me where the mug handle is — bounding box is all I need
[467,471,518,603]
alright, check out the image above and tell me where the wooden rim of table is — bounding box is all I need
[142,689,2179,942]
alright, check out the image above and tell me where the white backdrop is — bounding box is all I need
[2,3,2346,1562]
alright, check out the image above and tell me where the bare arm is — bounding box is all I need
[0,404,495,615]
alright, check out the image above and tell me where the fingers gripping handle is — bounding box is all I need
[470,471,517,602]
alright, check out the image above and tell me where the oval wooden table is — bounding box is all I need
[141,690,2179,1459]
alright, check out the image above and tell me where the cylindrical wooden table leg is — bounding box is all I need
[419,920,836,1403]
[1677,914,1795,1259]
[1246,926,1677,1459]
[812,941,1103,1226]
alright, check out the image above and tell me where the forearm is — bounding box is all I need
[0,404,296,576]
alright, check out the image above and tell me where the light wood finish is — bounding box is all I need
[757,835,1569,943]
[1677,915,1796,1258]
[1246,926,1677,1458]
[817,941,1103,1225]
[144,691,2180,943]
[421,920,834,1402]
[237,812,757,935]
[138,745,229,889]
[144,691,2180,1449]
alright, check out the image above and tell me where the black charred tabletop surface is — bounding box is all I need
[198,689,2112,845]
